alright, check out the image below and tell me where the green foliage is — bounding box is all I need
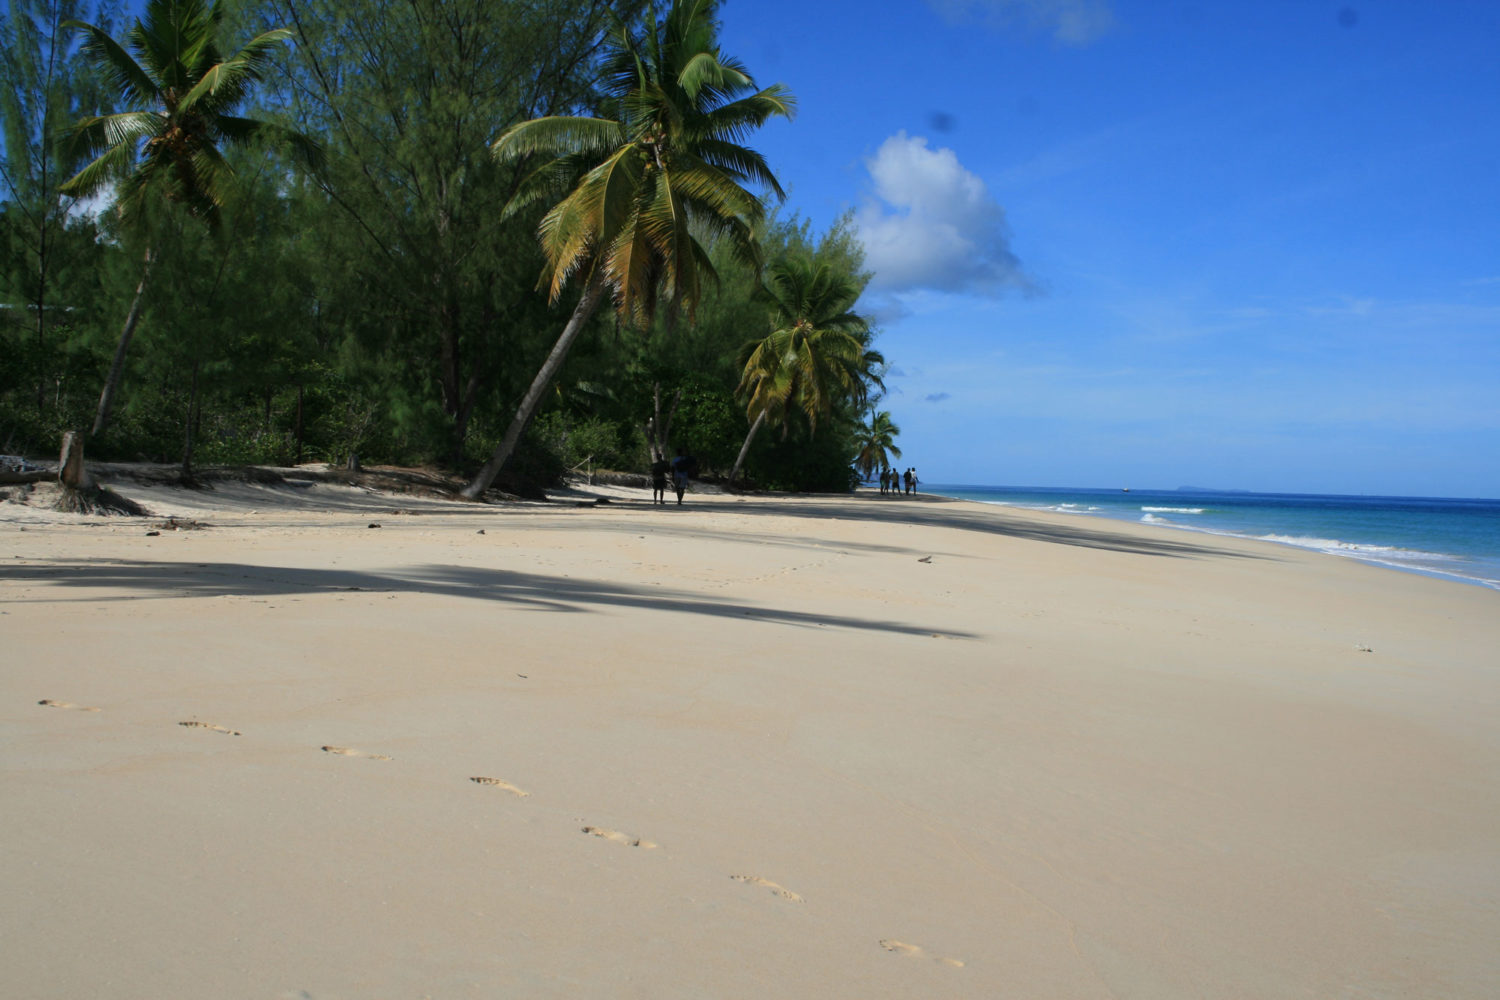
[59,0,319,227]
[531,411,626,472]
[854,409,901,481]
[0,0,118,452]
[666,372,740,471]
[751,406,863,492]
[495,0,794,326]
[0,1,903,497]
[259,0,633,464]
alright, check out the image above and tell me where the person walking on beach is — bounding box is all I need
[650,456,669,505]
[906,468,918,496]
[879,468,889,495]
[670,448,693,505]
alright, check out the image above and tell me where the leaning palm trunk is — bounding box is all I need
[462,274,608,499]
[91,244,156,439]
[727,409,768,489]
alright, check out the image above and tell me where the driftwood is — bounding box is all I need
[0,453,51,484]
[0,468,53,485]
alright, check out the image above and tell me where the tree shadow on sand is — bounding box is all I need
[0,559,975,639]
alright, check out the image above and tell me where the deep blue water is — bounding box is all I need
[918,484,1500,590]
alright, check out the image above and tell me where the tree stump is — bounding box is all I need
[59,431,94,490]
[54,431,147,515]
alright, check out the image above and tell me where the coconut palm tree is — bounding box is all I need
[727,252,879,488]
[461,0,793,499]
[854,409,901,483]
[59,0,320,439]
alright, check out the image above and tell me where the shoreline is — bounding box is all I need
[919,483,1500,592]
[4,473,1497,998]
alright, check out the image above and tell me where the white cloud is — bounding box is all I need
[64,185,115,224]
[929,0,1116,45]
[856,132,1034,298]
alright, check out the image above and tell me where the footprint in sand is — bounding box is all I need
[179,721,241,736]
[37,699,101,712]
[879,939,964,967]
[582,826,656,849]
[730,874,803,902]
[470,776,529,797]
[321,745,391,760]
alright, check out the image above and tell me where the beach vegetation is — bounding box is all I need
[0,0,114,450]
[728,250,880,487]
[854,409,902,483]
[56,0,322,442]
[0,0,900,496]
[460,0,795,498]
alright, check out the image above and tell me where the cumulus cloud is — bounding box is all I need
[856,132,1034,298]
[929,0,1116,45]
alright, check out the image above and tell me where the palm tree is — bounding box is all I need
[60,0,320,439]
[854,409,901,484]
[727,253,879,488]
[461,0,793,499]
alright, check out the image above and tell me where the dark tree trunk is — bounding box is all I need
[92,245,156,440]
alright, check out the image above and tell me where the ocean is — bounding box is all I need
[920,484,1500,591]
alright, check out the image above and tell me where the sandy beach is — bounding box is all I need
[3,471,1497,999]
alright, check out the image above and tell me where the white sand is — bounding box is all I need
[3,473,1497,998]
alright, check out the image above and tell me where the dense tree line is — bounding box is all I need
[0,0,902,495]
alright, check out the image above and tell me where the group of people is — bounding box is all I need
[879,467,918,496]
[650,449,697,505]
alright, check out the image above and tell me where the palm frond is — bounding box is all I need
[505,152,597,219]
[667,156,764,228]
[58,113,163,196]
[62,19,159,109]
[179,28,292,115]
[492,116,625,164]
[692,138,784,197]
[676,50,751,102]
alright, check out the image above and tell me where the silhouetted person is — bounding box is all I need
[650,457,669,505]
[904,468,915,495]
[671,448,692,505]
[879,468,890,494]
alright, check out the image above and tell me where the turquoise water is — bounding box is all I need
[921,485,1500,591]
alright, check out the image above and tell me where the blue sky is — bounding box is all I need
[719,0,1500,496]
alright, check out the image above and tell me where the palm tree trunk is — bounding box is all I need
[461,273,608,500]
[91,244,156,439]
[727,409,767,489]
